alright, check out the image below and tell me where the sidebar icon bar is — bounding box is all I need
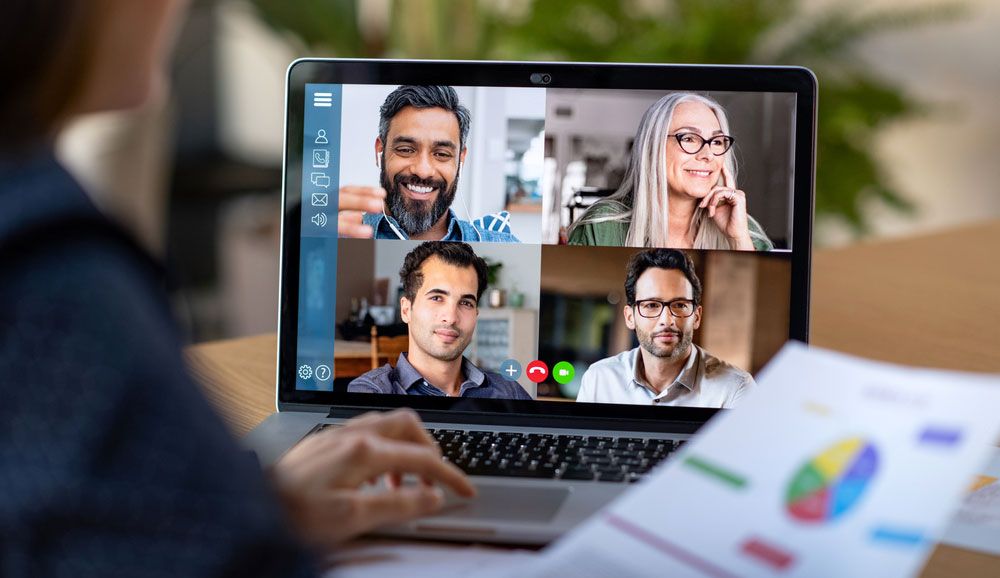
[303,84,342,237]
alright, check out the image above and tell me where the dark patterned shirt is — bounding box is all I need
[0,151,318,577]
[348,353,532,399]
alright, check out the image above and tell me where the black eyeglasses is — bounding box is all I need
[667,132,735,156]
[632,298,698,319]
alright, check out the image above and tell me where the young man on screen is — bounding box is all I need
[348,242,531,400]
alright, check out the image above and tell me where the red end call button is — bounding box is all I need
[526,360,549,383]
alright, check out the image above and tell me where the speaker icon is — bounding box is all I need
[311,213,328,227]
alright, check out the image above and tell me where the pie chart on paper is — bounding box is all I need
[786,437,879,523]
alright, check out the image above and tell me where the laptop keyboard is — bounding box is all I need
[312,424,681,483]
[433,429,681,483]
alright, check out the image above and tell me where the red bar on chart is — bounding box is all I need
[741,537,796,571]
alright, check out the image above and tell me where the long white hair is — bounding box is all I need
[569,93,756,249]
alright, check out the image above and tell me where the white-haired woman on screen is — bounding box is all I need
[567,92,773,251]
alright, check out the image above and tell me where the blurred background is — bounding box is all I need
[57,0,1000,343]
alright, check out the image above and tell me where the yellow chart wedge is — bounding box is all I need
[813,437,864,479]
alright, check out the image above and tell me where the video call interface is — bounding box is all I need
[294,83,798,410]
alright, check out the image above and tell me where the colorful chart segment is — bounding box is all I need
[968,475,998,494]
[786,437,879,523]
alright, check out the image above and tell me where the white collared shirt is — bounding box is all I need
[576,345,753,408]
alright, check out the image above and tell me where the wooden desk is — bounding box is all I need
[186,220,1000,577]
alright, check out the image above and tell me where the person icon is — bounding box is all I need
[314,129,329,145]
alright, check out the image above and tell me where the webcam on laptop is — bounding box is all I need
[530,72,552,85]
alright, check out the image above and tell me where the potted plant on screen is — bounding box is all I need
[484,259,505,308]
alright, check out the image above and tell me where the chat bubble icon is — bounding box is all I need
[310,172,331,188]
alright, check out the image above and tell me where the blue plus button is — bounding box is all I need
[499,359,522,381]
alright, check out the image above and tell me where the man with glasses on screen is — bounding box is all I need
[336,85,519,242]
[576,249,754,408]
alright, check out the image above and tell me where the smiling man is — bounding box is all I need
[576,249,754,408]
[348,242,531,399]
[337,86,519,242]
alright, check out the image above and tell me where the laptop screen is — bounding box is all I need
[281,60,815,426]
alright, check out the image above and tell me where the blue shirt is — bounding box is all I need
[362,209,520,242]
[348,353,532,400]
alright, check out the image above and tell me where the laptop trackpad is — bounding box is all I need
[437,484,570,523]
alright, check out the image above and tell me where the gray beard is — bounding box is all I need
[382,165,459,237]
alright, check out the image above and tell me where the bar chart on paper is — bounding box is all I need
[516,344,1000,578]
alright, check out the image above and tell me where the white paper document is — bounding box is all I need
[942,448,1000,555]
[519,343,1000,578]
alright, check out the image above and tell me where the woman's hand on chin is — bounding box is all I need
[700,165,754,250]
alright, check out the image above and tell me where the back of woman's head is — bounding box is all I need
[0,0,107,154]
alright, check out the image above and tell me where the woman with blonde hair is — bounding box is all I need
[567,92,773,251]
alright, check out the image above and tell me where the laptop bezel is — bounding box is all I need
[276,58,816,432]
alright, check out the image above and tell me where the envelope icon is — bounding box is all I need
[311,192,329,207]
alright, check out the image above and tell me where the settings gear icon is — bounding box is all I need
[297,364,314,380]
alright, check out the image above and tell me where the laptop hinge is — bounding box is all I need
[325,406,705,435]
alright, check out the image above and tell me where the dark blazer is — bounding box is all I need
[0,150,316,577]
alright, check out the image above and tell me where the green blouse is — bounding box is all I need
[567,204,775,251]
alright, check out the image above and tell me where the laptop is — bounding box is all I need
[245,58,816,545]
